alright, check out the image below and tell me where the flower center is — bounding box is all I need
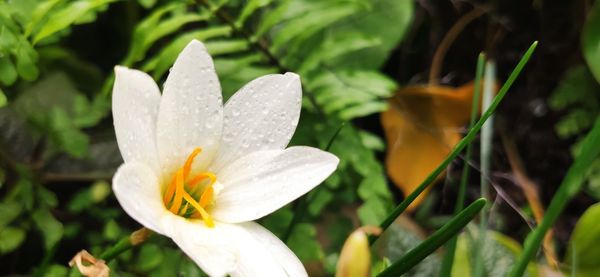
[162,147,216,227]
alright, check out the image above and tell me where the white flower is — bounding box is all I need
[110,39,339,276]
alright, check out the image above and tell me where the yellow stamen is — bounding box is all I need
[188,172,217,188]
[182,192,214,227]
[169,168,185,214]
[183,148,202,178]
[199,185,214,207]
[162,147,217,227]
[163,176,177,204]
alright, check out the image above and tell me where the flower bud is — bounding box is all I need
[336,226,381,277]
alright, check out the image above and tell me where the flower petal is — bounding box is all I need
[236,222,307,277]
[112,66,161,173]
[156,40,223,178]
[112,162,167,235]
[212,146,339,223]
[209,73,301,172]
[165,218,304,277]
[164,217,237,277]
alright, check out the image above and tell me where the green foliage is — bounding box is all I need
[566,202,600,276]
[565,204,600,276]
[510,116,600,277]
[451,230,537,277]
[549,65,600,199]
[375,220,441,276]
[583,0,600,83]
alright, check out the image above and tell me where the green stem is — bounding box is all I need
[377,199,487,277]
[439,53,485,277]
[509,116,600,277]
[370,41,538,245]
[100,227,152,262]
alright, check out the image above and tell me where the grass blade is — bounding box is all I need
[509,115,600,277]
[377,198,487,277]
[370,41,538,244]
[439,52,486,277]
[473,59,497,277]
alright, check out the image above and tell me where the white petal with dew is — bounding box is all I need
[236,222,308,277]
[210,73,301,172]
[167,219,297,277]
[164,217,237,277]
[212,146,339,223]
[156,40,223,178]
[112,66,161,173]
[112,162,167,235]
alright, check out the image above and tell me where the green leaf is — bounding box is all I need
[377,199,486,277]
[358,196,391,225]
[566,202,600,276]
[50,107,90,157]
[24,0,62,37]
[0,56,18,86]
[147,26,233,78]
[453,229,538,277]
[235,0,274,28]
[270,3,359,53]
[0,88,6,108]
[136,244,164,271]
[103,220,121,241]
[15,45,39,81]
[45,264,70,277]
[33,0,118,44]
[307,189,333,215]
[0,201,22,227]
[33,208,64,251]
[582,0,600,83]
[0,226,26,254]
[374,218,441,277]
[329,0,414,69]
[287,223,323,262]
[137,0,157,9]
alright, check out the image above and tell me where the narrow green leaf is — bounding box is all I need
[510,115,600,277]
[377,198,486,277]
[371,41,537,243]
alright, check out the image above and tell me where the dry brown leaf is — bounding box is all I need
[381,82,477,210]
